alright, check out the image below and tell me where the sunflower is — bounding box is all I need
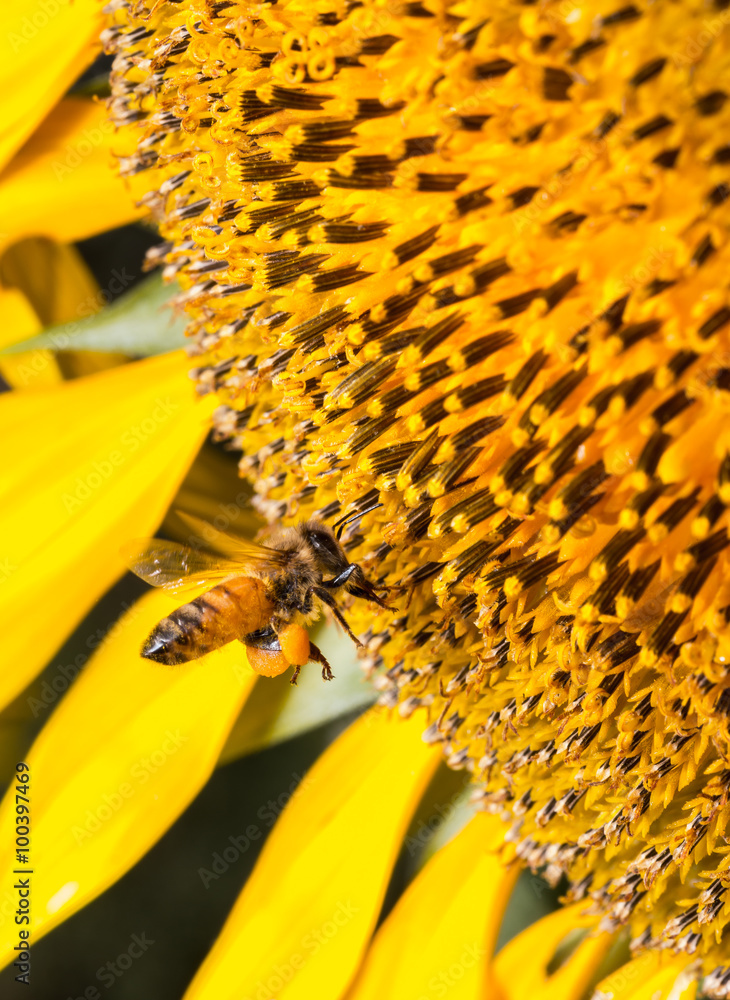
[2,0,729,997]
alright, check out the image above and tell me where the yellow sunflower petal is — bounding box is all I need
[0,285,38,349]
[0,237,129,379]
[0,1,102,171]
[0,236,118,384]
[0,98,146,251]
[1,237,99,327]
[595,954,697,1000]
[161,440,258,545]
[0,236,110,385]
[0,285,62,387]
[184,710,440,1000]
[346,813,518,1000]
[0,588,257,961]
[494,902,612,1000]
[0,350,214,708]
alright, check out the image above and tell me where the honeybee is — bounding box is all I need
[124,513,392,683]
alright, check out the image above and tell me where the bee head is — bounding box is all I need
[299,521,348,575]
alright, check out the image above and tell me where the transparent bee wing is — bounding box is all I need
[121,539,247,596]
[623,578,678,632]
[174,510,289,568]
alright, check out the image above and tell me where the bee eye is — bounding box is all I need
[305,525,345,572]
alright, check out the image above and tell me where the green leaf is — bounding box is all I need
[416,779,474,867]
[218,619,378,764]
[1,273,188,357]
[69,74,112,99]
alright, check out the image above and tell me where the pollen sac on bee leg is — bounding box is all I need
[244,644,291,678]
[278,623,311,666]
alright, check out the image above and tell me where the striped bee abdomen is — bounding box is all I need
[141,576,273,665]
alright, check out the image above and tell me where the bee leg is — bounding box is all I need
[313,586,362,647]
[320,563,358,589]
[351,564,395,609]
[308,641,334,681]
[347,581,396,611]
[321,564,395,611]
[290,664,301,686]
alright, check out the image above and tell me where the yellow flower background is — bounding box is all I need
[1,0,729,998]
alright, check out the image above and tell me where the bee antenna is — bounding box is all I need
[333,502,383,540]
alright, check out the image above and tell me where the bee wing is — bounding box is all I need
[121,539,248,596]
[173,511,289,570]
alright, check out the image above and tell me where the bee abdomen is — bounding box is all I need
[142,600,211,664]
[141,579,272,665]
